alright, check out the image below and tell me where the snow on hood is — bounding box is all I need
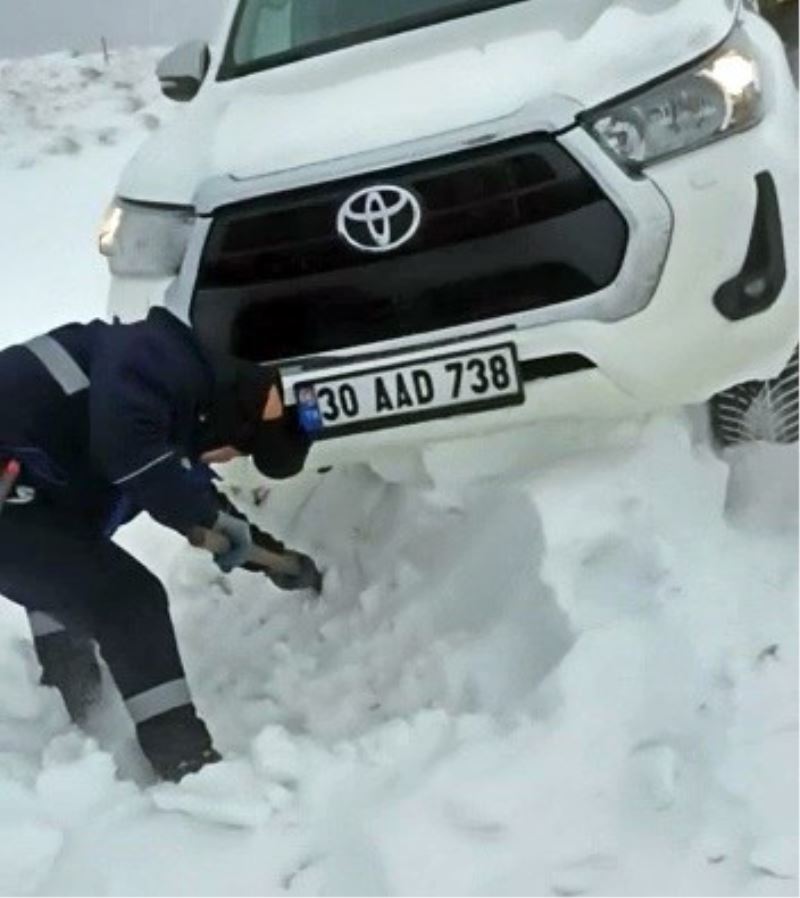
[119,0,738,204]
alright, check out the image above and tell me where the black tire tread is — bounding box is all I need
[711,347,798,446]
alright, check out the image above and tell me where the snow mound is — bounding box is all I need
[58,414,792,896]
[0,381,796,895]
[0,48,165,169]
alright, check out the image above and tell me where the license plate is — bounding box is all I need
[295,343,523,437]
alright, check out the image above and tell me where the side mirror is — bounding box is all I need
[157,41,211,103]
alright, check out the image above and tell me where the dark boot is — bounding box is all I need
[35,630,103,724]
[137,704,221,782]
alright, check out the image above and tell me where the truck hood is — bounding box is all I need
[119,0,738,205]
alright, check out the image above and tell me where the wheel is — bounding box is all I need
[710,347,798,446]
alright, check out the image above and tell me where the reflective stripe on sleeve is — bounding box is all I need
[125,678,192,725]
[24,335,90,396]
[113,451,175,486]
[28,611,67,638]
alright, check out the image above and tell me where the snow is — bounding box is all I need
[0,0,226,59]
[0,49,797,897]
[0,49,166,344]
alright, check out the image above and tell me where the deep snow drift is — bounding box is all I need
[0,50,797,897]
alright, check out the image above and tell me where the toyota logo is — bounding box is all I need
[337,185,422,253]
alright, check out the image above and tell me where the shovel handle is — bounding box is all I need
[187,527,302,578]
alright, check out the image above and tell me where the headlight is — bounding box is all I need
[584,30,764,169]
[98,201,194,277]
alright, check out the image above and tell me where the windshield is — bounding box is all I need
[220,0,530,78]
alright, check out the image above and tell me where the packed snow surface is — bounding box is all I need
[0,50,797,897]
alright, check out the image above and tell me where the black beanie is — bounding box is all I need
[215,363,281,454]
[208,361,310,478]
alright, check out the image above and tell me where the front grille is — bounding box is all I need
[193,134,628,362]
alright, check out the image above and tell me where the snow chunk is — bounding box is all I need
[251,726,302,786]
[36,733,127,828]
[152,759,275,829]
[0,822,62,895]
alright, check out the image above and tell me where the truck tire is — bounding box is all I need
[710,347,798,446]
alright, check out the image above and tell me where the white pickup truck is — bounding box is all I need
[100,0,798,464]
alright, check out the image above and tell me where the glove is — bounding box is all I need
[212,511,253,573]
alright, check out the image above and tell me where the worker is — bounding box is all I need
[0,306,317,781]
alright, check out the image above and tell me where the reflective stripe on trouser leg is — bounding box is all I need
[126,678,192,725]
[28,610,67,638]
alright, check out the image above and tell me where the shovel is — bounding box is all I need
[187,526,323,594]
